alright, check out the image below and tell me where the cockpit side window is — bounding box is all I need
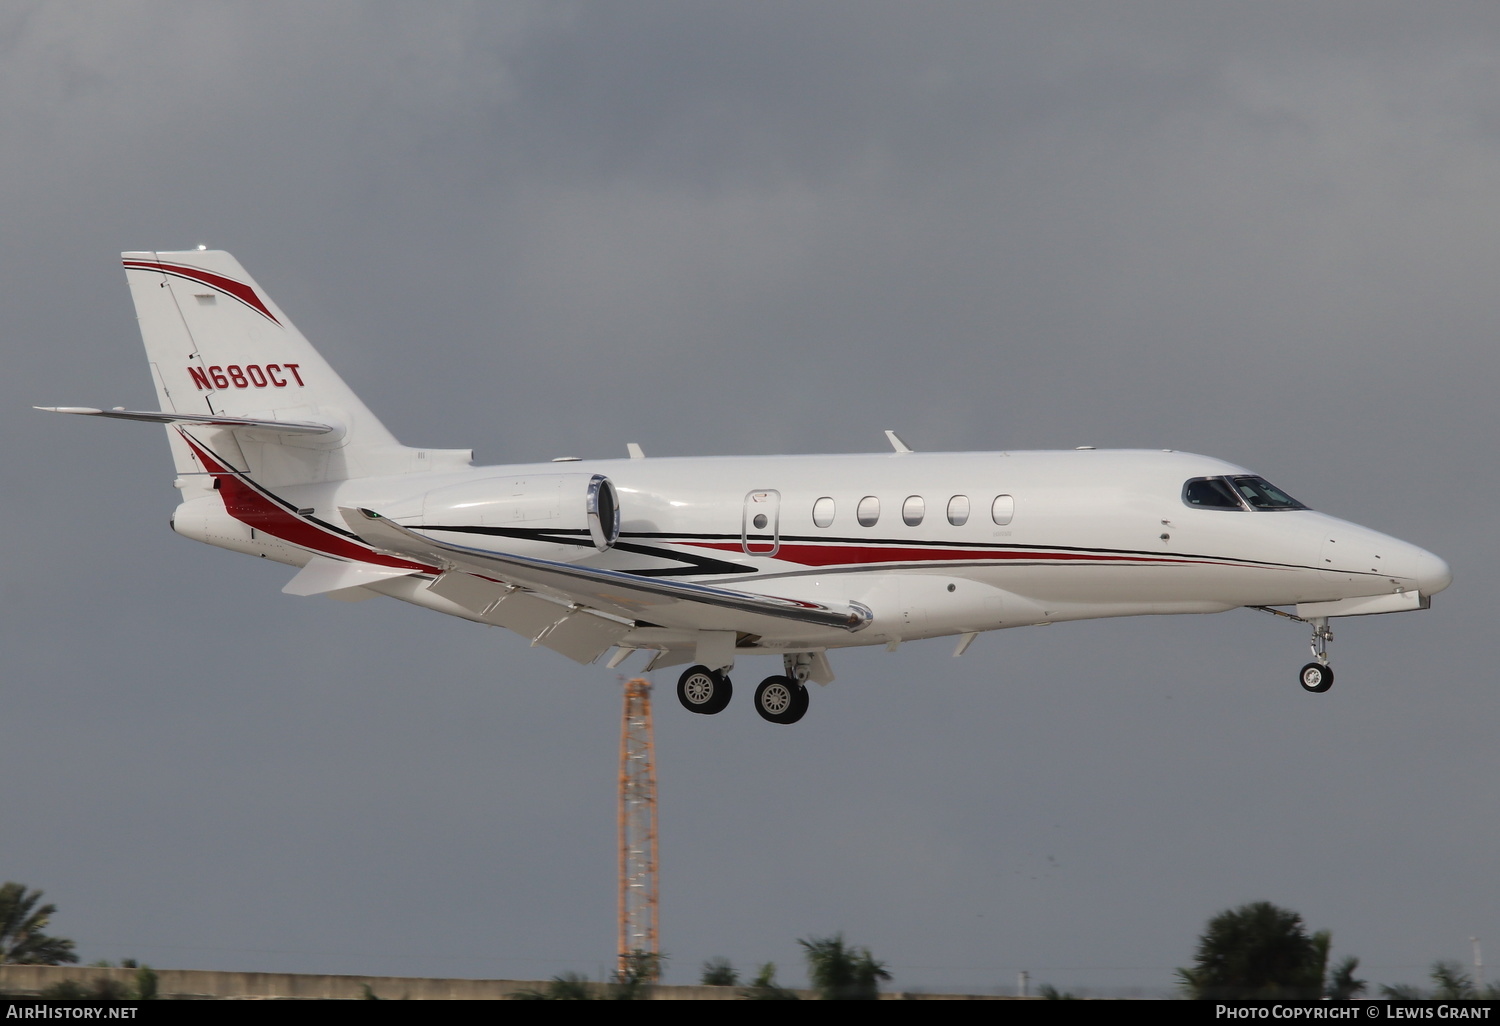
[1182,477,1246,510]
[1230,476,1308,511]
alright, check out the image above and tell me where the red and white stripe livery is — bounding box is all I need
[39,249,1452,723]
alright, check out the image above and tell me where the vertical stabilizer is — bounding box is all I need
[123,250,451,489]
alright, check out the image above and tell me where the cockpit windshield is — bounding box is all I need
[1229,476,1307,510]
[1182,476,1310,512]
[1182,477,1244,510]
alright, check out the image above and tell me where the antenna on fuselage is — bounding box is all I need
[884,429,912,453]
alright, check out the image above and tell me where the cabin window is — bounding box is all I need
[857,496,880,527]
[812,496,835,528]
[991,494,1014,526]
[1182,477,1246,510]
[947,495,970,526]
[902,495,925,527]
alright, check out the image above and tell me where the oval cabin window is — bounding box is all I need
[947,495,970,526]
[902,495,925,526]
[856,496,880,527]
[991,494,1014,526]
[812,496,835,528]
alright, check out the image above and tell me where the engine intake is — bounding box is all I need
[585,474,620,551]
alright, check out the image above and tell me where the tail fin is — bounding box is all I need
[122,249,467,490]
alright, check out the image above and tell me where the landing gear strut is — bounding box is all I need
[1299,617,1334,693]
[677,664,733,714]
[1250,607,1335,693]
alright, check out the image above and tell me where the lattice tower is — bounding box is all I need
[618,677,659,976]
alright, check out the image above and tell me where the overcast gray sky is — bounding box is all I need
[2,1,1496,996]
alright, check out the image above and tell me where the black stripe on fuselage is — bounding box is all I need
[419,524,757,576]
[417,525,1374,581]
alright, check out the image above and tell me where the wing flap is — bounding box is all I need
[425,570,509,615]
[425,568,625,662]
[338,506,873,635]
[534,610,632,664]
[485,589,571,636]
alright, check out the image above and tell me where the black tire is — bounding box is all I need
[704,672,732,714]
[754,675,809,725]
[677,665,732,714]
[787,679,810,723]
[1299,662,1333,694]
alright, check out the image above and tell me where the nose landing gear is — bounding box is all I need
[1298,617,1334,693]
[1251,607,1336,693]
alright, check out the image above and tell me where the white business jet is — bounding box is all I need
[40,250,1451,724]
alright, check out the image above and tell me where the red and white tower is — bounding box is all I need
[617,678,659,976]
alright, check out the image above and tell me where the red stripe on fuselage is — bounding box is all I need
[689,540,1206,568]
[124,259,282,326]
[180,432,437,574]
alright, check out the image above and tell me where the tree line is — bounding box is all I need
[1178,900,1497,1001]
[515,934,890,999]
[6,880,1491,999]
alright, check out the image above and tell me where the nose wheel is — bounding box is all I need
[1299,662,1333,693]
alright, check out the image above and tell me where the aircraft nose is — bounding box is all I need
[1410,547,1453,596]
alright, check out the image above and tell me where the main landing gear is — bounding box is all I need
[676,664,732,715]
[1251,608,1336,693]
[675,653,816,724]
[753,675,809,725]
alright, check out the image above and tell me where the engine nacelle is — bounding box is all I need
[385,473,621,559]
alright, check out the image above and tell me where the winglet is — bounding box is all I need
[884,429,913,453]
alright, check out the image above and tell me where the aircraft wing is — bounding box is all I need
[339,506,873,635]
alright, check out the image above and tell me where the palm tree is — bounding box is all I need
[1177,902,1329,1000]
[1429,960,1476,1000]
[1380,960,1490,1000]
[509,972,596,1000]
[1325,956,1366,999]
[700,957,738,986]
[0,882,77,965]
[741,962,800,1000]
[799,933,891,1000]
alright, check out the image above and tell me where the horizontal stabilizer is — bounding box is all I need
[338,506,874,634]
[282,555,425,596]
[36,407,336,435]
